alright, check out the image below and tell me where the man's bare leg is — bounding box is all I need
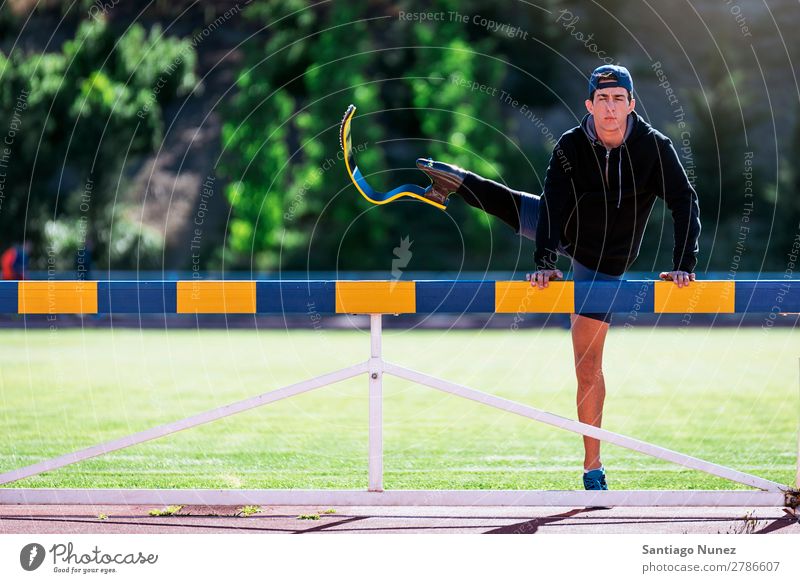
[570,313,610,471]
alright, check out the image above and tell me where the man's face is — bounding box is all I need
[585,87,635,134]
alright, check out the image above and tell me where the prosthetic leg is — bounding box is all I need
[339,104,463,210]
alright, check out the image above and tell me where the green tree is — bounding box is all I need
[0,16,197,269]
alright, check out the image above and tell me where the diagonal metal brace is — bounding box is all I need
[0,362,370,486]
[383,361,787,493]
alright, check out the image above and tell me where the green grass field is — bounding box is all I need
[0,326,797,491]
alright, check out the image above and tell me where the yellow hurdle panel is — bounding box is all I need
[335,281,416,313]
[176,281,256,314]
[18,281,98,314]
[653,280,735,313]
[495,281,575,313]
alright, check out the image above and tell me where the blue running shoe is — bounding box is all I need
[583,467,608,490]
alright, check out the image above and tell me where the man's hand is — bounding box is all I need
[526,269,564,289]
[659,270,696,288]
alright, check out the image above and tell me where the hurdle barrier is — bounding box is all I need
[0,279,798,508]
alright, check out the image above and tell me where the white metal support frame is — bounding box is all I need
[368,314,383,492]
[0,315,797,508]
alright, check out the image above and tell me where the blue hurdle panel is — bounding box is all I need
[0,281,17,313]
[735,280,800,313]
[98,281,178,314]
[257,281,336,313]
[415,281,495,313]
[574,280,655,315]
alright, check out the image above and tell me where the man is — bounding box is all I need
[415,65,701,490]
[1,241,31,280]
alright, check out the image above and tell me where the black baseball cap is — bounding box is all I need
[588,65,633,98]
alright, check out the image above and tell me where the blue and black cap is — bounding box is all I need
[588,65,633,99]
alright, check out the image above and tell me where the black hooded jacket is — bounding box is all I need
[534,112,701,276]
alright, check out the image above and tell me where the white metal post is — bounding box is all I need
[0,488,787,507]
[368,314,384,491]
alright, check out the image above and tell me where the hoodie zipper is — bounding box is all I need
[617,146,623,209]
[586,114,632,212]
[603,146,622,209]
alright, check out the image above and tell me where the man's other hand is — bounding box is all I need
[659,271,696,288]
[526,269,564,289]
